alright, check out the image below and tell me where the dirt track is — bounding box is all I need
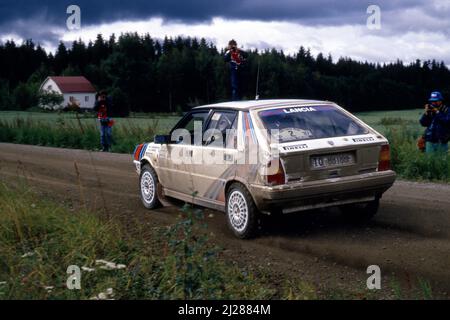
[1,143,449,298]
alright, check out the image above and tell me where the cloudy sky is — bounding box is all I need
[1,0,450,65]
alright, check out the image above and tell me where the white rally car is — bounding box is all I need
[133,99,396,238]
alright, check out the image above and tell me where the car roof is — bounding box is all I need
[192,99,334,111]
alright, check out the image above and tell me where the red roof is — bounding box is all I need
[49,76,96,93]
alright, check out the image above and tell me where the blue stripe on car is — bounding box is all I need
[139,143,147,160]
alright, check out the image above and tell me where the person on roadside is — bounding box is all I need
[93,90,114,152]
[419,91,450,153]
[224,39,247,101]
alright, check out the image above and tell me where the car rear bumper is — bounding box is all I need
[250,170,396,213]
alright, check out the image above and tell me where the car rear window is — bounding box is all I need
[258,105,368,143]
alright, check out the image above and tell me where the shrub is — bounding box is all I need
[385,126,450,182]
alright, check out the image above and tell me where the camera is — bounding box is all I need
[426,104,438,115]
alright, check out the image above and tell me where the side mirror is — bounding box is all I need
[154,134,171,144]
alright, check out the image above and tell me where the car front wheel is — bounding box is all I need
[139,164,161,209]
[226,183,258,239]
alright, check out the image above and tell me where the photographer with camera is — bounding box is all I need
[419,91,450,153]
[224,39,247,101]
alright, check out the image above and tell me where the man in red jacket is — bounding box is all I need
[224,39,247,101]
[94,91,114,152]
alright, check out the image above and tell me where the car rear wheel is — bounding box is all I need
[226,183,258,239]
[139,164,161,209]
[341,198,380,223]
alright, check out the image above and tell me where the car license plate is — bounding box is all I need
[310,153,355,169]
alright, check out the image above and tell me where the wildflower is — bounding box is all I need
[21,252,35,258]
[90,288,114,300]
[95,259,127,270]
[81,266,95,272]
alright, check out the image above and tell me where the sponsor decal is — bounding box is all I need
[283,144,308,151]
[353,137,375,142]
[133,144,143,161]
[259,105,335,117]
[242,112,257,144]
[283,107,317,113]
[139,143,148,160]
[134,143,149,161]
[148,145,160,153]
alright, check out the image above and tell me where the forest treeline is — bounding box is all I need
[1,33,449,115]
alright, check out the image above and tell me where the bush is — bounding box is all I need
[13,82,39,110]
[0,80,13,111]
[150,204,271,299]
[385,126,450,182]
[39,91,64,110]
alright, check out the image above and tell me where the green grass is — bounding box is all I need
[0,111,180,131]
[356,108,424,122]
[356,109,450,182]
[1,108,449,182]
[0,182,274,300]
[0,182,438,299]
[0,111,180,153]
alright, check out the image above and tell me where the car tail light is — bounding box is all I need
[134,144,144,161]
[378,144,391,171]
[266,159,286,186]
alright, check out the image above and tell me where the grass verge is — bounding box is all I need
[385,125,450,182]
[0,182,273,299]
[0,182,438,300]
[0,116,161,154]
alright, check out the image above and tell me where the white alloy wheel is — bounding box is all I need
[141,171,155,205]
[227,190,249,233]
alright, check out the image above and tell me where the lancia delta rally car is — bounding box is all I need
[133,99,396,238]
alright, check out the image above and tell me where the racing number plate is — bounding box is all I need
[310,152,355,169]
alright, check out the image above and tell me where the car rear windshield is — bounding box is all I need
[258,105,368,143]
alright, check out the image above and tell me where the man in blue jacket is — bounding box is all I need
[419,91,450,153]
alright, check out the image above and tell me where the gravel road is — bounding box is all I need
[1,143,449,298]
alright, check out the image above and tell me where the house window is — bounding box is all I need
[85,96,89,102]
[47,85,53,90]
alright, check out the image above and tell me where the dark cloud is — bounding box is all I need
[0,0,445,45]
[0,0,423,27]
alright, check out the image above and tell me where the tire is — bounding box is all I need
[341,198,380,223]
[139,164,161,209]
[225,183,259,239]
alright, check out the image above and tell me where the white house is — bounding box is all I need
[39,76,96,110]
